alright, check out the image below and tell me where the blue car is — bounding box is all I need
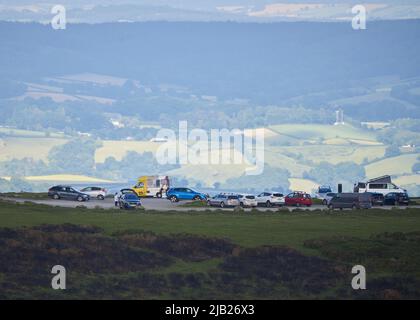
[118,193,142,210]
[166,188,208,202]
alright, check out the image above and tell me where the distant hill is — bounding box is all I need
[0,20,419,121]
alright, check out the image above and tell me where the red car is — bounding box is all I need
[285,192,312,207]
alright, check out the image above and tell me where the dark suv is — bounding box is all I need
[328,193,372,210]
[48,185,90,202]
[384,192,409,206]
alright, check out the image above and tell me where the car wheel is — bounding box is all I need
[322,199,327,205]
[156,192,162,198]
[53,194,60,200]
[240,202,244,207]
[77,196,83,202]
[97,195,104,200]
[220,202,225,208]
[170,196,178,203]
[193,196,201,201]
[266,201,271,208]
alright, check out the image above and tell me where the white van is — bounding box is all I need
[354,176,406,196]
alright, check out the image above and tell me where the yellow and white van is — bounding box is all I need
[133,175,170,198]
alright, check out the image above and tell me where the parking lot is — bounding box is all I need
[2,196,419,212]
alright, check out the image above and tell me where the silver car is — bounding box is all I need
[79,186,107,200]
[322,192,337,205]
[207,194,240,208]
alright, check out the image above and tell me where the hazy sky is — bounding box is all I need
[1,1,420,22]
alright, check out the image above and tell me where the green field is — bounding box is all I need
[1,201,420,250]
[1,201,420,299]
[269,123,378,144]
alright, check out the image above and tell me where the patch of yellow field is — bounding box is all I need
[365,154,419,178]
[244,128,278,139]
[0,137,68,162]
[269,123,378,142]
[324,138,351,145]
[95,140,161,163]
[272,145,385,165]
[393,175,420,187]
[348,139,383,146]
[21,174,116,183]
[288,178,319,194]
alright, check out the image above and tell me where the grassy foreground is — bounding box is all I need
[1,201,420,249]
[1,200,420,299]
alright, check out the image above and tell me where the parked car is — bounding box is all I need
[79,186,107,200]
[237,194,258,207]
[322,192,336,205]
[207,194,240,208]
[166,188,208,202]
[114,188,137,206]
[328,193,372,210]
[48,185,90,202]
[118,193,142,210]
[256,192,285,207]
[368,192,384,206]
[285,192,312,207]
[383,192,410,206]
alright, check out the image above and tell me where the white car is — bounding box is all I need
[256,192,285,207]
[237,194,258,207]
[79,187,107,200]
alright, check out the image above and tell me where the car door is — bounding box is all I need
[57,186,67,198]
[183,188,192,200]
[82,187,92,197]
[385,193,394,205]
[69,187,80,200]
[209,195,218,206]
[63,187,73,200]
[289,193,297,205]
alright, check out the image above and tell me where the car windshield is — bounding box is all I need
[125,194,139,200]
[245,196,255,199]
[228,196,238,199]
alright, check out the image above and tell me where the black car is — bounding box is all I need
[368,193,384,206]
[328,193,372,210]
[384,192,410,206]
[48,185,90,202]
